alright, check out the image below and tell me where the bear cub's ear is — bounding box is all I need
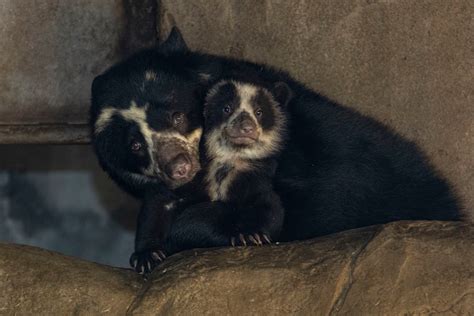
[159,26,189,55]
[272,82,292,108]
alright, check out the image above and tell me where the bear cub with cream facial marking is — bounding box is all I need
[203,80,291,246]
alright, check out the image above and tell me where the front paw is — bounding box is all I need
[129,249,166,274]
[230,232,272,247]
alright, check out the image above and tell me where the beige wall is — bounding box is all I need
[0,1,122,125]
[0,0,157,143]
[160,0,474,216]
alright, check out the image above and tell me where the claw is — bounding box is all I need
[253,233,263,245]
[159,250,166,259]
[151,252,160,261]
[151,251,164,262]
[139,265,145,275]
[230,236,236,247]
[131,258,138,268]
[248,235,258,245]
[239,233,247,246]
[262,234,272,244]
[147,261,152,272]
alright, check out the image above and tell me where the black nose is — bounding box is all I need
[240,119,255,134]
[227,112,259,143]
[168,154,192,180]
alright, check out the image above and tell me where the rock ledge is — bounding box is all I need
[1,221,473,315]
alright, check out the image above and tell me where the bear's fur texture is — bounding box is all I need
[203,79,291,246]
[90,28,463,274]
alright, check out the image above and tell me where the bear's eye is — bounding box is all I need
[172,112,185,126]
[255,109,263,117]
[130,141,142,152]
[223,105,232,114]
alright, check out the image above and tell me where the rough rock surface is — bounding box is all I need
[1,221,473,315]
[159,0,474,218]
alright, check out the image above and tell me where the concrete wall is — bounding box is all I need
[160,0,474,216]
[0,0,158,143]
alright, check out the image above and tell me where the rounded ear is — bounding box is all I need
[159,26,189,54]
[272,82,292,108]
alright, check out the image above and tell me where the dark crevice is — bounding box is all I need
[125,276,153,315]
[328,227,384,316]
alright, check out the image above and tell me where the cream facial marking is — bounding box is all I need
[232,82,259,122]
[204,80,288,202]
[94,101,148,134]
[95,101,156,175]
[204,80,287,162]
[95,101,203,179]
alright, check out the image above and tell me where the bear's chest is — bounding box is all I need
[205,159,251,202]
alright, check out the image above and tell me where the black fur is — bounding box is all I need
[202,80,290,246]
[90,27,463,273]
[90,34,209,273]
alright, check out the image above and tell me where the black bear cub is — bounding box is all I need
[202,80,292,246]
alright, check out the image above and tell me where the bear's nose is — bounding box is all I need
[240,119,255,134]
[167,154,192,180]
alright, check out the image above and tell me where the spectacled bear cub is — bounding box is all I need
[203,80,291,246]
[90,28,462,274]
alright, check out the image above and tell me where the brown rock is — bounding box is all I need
[1,221,473,314]
[0,243,142,315]
[159,0,474,218]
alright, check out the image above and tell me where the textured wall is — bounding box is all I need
[0,0,157,143]
[160,0,474,216]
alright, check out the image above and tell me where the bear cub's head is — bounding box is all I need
[203,80,292,161]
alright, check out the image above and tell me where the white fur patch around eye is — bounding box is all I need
[95,101,148,133]
[204,80,288,201]
[94,101,157,175]
[234,82,258,116]
[94,101,203,177]
[94,101,202,176]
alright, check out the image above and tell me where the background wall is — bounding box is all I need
[0,0,157,143]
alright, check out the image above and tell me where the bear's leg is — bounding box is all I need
[164,201,232,255]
